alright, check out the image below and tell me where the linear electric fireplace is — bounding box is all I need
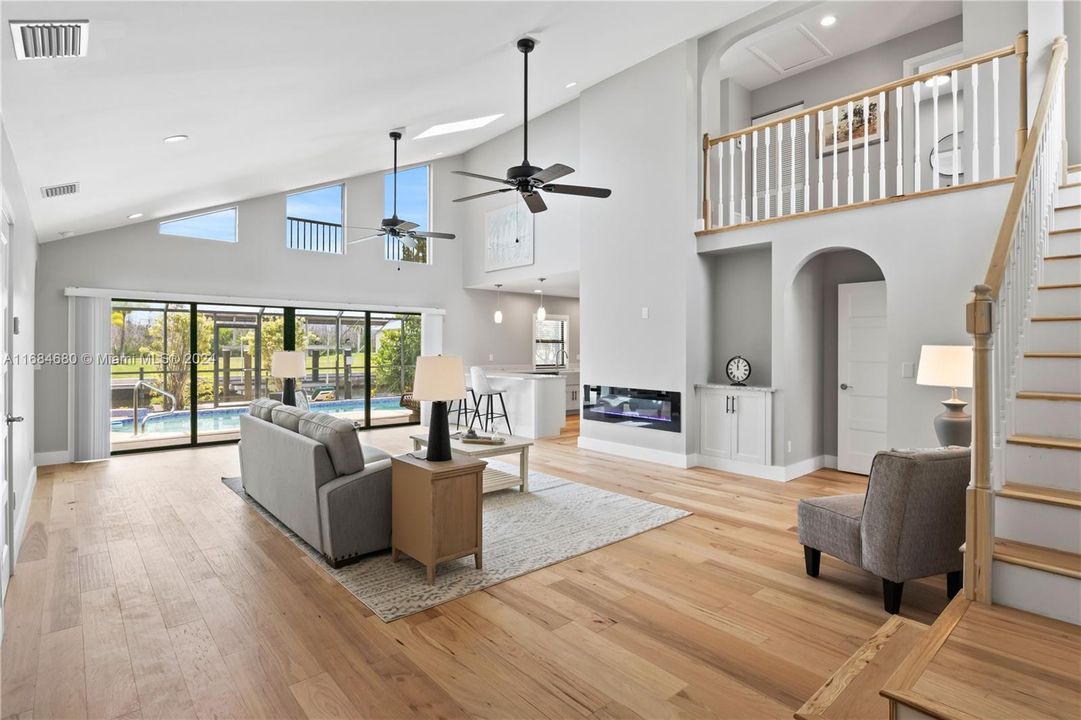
[581,386,681,433]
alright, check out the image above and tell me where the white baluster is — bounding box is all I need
[764,126,771,219]
[878,91,886,199]
[817,110,824,209]
[992,57,1000,179]
[728,137,736,225]
[803,115,810,213]
[741,134,747,223]
[832,106,839,207]
[951,69,959,187]
[972,63,980,182]
[847,100,854,204]
[862,97,870,201]
[752,130,758,222]
[896,86,903,195]
[778,121,785,215]
[717,141,723,226]
[932,74,940,189]
[913,82,922,192]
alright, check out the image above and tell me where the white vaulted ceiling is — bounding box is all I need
[2,0,767,240]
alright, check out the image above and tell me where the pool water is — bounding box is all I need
[111,397,406,435]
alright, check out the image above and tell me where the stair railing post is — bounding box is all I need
[1015,30,1029,170]
[965,284,994,603]
[702,133,712,231]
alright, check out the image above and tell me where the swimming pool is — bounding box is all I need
[110,397,408,435]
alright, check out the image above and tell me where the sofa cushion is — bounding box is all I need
[249,398,282,421]
[797,493,865,569]
[270,404,307,433]
[299,412,365,476]
[362,445,392,465]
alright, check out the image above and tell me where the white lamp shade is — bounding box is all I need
[493,309,503,324]
[536,306,546,322]
[270,350,306,379]
[916,345,973,389]
[412,355,466,401]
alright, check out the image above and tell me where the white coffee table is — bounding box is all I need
[410,431,533,493]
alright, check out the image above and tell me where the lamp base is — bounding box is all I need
[426,400,453,462]
[282,378,297,407]
[933,398,971,447]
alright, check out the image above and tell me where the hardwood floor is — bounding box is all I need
[1,417,952,719]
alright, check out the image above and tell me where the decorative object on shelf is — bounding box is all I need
[725,355,751,386]
[346,130,456,252]
[536,277,546,322]
[270,350,306,406]
[816,98,889,157]
[413,355,467,462]
[485,203,534,271]
[916,344,974,446]
[452,37,611,214]
[493,283,504,324]
[930,130,965,181]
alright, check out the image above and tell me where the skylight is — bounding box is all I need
[414,114,504,139]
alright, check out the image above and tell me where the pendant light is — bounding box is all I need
[536,277,547,321]
[493,284,504,324]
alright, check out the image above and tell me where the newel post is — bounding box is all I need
[702,133,712,231]
[1015,30,1029,170]
[965,284,994,603]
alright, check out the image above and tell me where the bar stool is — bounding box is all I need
[448,388,475,429]
[469,366,512,435]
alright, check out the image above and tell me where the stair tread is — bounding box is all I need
[994,538,1081,579]
[1062,182,1081,189]
[795,616,927,719]
[1038,283,1081,290]
[1049,227,1080,235]
[881,598,1081,720]
[1023,353,1081,359]
[1045,253,1081,260]
[1016,390,1081,400]
[999,483,1081,509]
[1057,203,1081,211]
[1030,315,1081,322]
[1007,434,1081,450]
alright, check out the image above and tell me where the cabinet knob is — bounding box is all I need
[840,383,851,390]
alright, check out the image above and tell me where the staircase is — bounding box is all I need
[991,164,1081,625]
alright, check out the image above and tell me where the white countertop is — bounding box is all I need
[695,383,776,392]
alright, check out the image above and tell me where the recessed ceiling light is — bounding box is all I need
[127,212,143,220]
[415,114,503,139]
[819,15,837,27]
[163,134,188,143]
[565,81,577,89]
[434,151,444,157]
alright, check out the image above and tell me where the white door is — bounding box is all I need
[0,218,10,609]
[837,281,888,474]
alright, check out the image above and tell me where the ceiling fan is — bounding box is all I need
[452,37,611,214]
[347,130,455,251]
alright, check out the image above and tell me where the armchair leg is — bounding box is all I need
[882,579,904,614]
[803,546,821,577]
[946,570,962,599]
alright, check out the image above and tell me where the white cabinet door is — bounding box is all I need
[733,392,767,465]
[699,390,734,459]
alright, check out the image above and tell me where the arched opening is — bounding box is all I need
[783,246,886,475]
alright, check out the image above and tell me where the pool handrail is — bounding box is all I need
[133,379,178,435]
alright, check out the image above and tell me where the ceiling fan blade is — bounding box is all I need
[453,188,513,203]
[530,163,575,184]
[452,170,512,184]
[395,221,419,232]
[541,183,612,198]
[410,231,456,240]
[344,225,388,232]
[402,236,418,252]
[522,191,547,214]
[347,233,385,245]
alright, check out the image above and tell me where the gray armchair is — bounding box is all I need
[797,447,970,613]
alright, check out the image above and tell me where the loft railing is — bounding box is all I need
[699,33,1030,234]
[287,216,343,254]
[965,37,1068,604]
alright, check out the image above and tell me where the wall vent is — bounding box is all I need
[41,182,79,199]
[9,20,89,60]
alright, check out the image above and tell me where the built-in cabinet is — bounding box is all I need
[696,384,774,469]
[564,371,581,412]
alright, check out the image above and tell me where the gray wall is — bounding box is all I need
[33,156,578,456]
[1066,0,1080,165]
[709,246,772,386]
[2,122,38,549]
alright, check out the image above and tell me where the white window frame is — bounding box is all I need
[532,313,569,369]
[159,206,239,243]
[385,163,432,265]
[285,182,346,255]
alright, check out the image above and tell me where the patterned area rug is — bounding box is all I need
[223,460,689,621]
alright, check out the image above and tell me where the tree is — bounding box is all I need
[370,316,421,397]
[141,310,214,410]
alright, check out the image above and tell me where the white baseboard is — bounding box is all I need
[823,455,838,469]
[577,436,692,468]
[35,450,71,467]
[784,454,834,480]
[691,454,787,481]
[12,466,37,564]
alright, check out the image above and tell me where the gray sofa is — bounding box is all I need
[239,398,392,567]
[797,447,971,614]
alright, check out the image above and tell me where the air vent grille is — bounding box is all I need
[41,182,79,199]
[9,20,89,60]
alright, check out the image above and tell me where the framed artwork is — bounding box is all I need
[817,99,889,157]
[484,203,534,272]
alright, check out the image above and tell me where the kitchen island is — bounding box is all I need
[469,371,567,439]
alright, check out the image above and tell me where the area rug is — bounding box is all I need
[223,461,689,621]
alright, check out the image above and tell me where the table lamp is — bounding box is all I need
[413,355,466,461]
[916,345,974,446]
[271,350,306,406]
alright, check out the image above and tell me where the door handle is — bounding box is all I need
[5,415,23,424]
[840,383,851,390]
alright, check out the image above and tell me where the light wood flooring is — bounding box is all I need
[1,417,953,720]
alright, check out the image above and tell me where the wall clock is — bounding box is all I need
[726,355,751,386]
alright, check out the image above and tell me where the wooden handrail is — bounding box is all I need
[983,38,1069,296]
[707,40,1020,147]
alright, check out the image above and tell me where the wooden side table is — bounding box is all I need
[391,452,487,583]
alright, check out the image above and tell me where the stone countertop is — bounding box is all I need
[694,383,776,392]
